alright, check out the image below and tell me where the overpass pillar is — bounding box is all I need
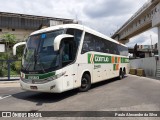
[158,26,160,58]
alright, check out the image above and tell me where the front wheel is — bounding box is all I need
[79,74,91,92]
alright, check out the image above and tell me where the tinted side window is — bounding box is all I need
[66,28,82,47]
[66,28,83,57]
[118,45,128,56]
[95,38,105,53]
[81,32,128,56]
[81,33,95,54]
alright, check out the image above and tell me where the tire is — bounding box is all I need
[123,68,126,75]
[118,69,124,80]
[79,74,91,92]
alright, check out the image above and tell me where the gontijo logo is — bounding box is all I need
[88,54,111,64]
[90,54,94,64]
[88,54,129,64]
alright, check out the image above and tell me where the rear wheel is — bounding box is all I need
[79,74,91,92]
[123,68,126,77]
[118,69,124,80]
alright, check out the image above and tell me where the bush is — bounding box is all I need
[14,61,22,72]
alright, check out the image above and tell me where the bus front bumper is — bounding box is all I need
[20,78,63,93]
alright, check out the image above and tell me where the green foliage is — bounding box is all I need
[0,33,17,60]
[0,33,22,77]
[14,61,21,72]
[0,53,8,60]
[16,45,25,58]
[0,61,8,77]
[2,33,16,45]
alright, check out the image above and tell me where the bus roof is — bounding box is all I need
[30,24,127,47]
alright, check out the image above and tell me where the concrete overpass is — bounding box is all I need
[112,0,160,56]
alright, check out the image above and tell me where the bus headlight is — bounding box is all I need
[51,71,66,80]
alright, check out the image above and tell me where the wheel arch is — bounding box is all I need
[81,70,92,82]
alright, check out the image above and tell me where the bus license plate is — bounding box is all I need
[30,86,38,90]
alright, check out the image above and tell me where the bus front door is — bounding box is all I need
[61,38,78,91]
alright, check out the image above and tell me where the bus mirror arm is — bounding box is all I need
[54,34,74,51]
[13,42,26,55]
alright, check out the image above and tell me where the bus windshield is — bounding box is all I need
[22,29,64,72]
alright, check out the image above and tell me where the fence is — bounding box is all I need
[0,59,21,80]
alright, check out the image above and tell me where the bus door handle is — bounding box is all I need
[64,75,68,77]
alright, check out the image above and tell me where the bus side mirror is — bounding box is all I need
[13,42,26,55]
[54,34,74,51]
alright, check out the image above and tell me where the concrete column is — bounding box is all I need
[158,26,160,58]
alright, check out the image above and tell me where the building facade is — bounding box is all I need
[0,12,75,41]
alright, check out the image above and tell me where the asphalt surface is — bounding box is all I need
[0,75,160,120]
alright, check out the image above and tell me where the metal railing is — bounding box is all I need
[0,59,21,80]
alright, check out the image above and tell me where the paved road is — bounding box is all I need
[0,75,160,119]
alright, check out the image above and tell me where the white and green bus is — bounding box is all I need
[13,24,129,93]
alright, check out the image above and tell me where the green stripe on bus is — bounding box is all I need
[25,71,56,79]
[121,57,129,63]
[88,54,112,64]
[88,54,92,64]
[113,64,116,70]
[88,54,129,64]
[115,57,117,63]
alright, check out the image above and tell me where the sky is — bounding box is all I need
[0,0,158,47]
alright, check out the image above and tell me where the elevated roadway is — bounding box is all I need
[112,0,160,43]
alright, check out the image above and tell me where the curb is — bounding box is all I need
[0,80,19,84]
[0,79,19,81]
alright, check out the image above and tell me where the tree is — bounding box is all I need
[2,33,16,50]
[1,33,16,59]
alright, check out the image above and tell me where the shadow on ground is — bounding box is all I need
[12,76,123,105]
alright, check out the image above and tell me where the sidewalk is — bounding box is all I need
[0,76,19,87]
[0,77,20,81]
[0,80,19,87]
[0,77,19,85]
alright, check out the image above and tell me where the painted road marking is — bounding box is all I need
[0,95,11,100]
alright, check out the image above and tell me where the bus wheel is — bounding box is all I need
[118,69,124,80]
[123,68,126,75]
[79,74,91,92]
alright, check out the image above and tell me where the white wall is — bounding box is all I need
[130,57,157,76]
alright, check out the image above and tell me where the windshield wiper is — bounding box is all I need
[35,55,45,73]
[34,49,45,73]
[24,49,36,71]
[24,48,46,73]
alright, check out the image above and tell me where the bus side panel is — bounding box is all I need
[61,63,86,92]
[73,64,81,89]
[76,53,93,84]
[62,65,74,92]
